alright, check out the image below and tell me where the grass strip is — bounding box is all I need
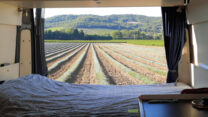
[92,45,109,85]
[45,40,164,46]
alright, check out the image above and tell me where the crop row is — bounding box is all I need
[45,43,168,85]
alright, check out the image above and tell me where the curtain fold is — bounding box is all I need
[32,8,48,76]
[162,7,186,83]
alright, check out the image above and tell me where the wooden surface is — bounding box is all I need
[139,94,208,101]
[20,30,32,77]
[0,63,19,81]
[0,24,17,65]
[1,0,184,8]
[139,94,208,117]
[178,29,191,85]
[0,3,22,25]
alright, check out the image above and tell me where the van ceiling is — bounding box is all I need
[2,0,185,8]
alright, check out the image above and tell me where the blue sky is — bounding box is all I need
[45,7,161,18]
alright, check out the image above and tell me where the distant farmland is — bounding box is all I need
[45,42,167,85]
[45,40,164,46]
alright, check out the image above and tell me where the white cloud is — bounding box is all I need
[45,7,161,18]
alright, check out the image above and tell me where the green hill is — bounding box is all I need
[45,14,162,35]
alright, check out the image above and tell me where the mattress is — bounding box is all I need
[0,75,190,117]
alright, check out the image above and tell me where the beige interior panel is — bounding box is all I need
[193,66,208,88]
[0,24,16,65]
[0,63,19,80]
[191,22,208,88]
[192,22,208,64]
[19,30,32,77]
[186,0,208,88]
[2,0,184,8]
[187,0,208,24]
[178,29,191,85]
[0,3,22,25]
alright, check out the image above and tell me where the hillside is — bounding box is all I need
[45,14,163,34]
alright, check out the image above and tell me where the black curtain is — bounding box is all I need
[162,7,186,83]
[31,8,48,76]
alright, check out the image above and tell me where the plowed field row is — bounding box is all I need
[98,45,166,83]
[45,43,168,85]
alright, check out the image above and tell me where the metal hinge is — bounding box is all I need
[184,0,190,6]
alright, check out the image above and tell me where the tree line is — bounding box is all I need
[44,28,162,40]
[44,28,112,40]
[111,30,162,40]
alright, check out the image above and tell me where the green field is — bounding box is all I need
[45,27,64,31]
[45,40,164,46]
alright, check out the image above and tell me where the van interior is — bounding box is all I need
[0,0,208,116]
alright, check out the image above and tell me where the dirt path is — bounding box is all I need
[49,45,88,80]
[99,45,166,83]
[94,45,143,85]
[73,44,98,84]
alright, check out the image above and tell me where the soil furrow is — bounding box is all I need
[94,45,143,85]
[72,44,97,84]
[46,45,83,59]
[47,45,85,68]
[103,45,167,71]
[93,45,116,85]
[104,44,167,65]
[121,43,167,63]
[46,44,83,62]
[97,45,155,84]
[48,45,86,73]
[48,45,88,80]
[45,44,83,58]
[92,44,111,85]
[99,45,166,83]
[46,46,76,57]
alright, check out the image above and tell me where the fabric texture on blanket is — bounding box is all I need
[0,75,190,117]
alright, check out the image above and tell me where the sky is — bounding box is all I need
[45,7,161,18]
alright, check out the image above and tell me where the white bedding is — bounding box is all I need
[0,75,190,117]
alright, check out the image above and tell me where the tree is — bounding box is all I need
[121,30,130,39]
[111,31,122,39]
[79,30,85,40]
[140,31,146,40]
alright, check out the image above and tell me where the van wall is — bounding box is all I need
[178,28,191,86]
[186,0,208,88]
[0,3,21,80]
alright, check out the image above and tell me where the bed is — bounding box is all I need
[0,75,190,116]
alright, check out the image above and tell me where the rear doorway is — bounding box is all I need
[44,7,168,85]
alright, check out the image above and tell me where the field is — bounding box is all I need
[45,42,167,85]
[45,40,164,46]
